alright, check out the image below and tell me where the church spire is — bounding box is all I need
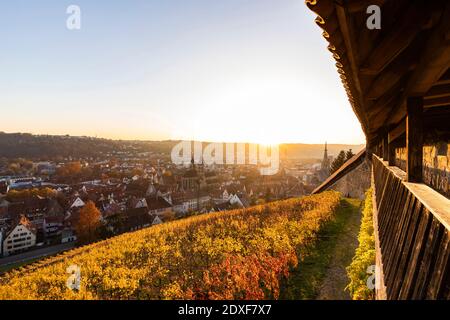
[321,142,330,172]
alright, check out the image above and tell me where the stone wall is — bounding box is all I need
[327,159,371,200]
[423,141,450,198]
[394,141,449,198]
[395,147,407,171]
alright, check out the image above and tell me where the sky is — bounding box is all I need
[0,0,365,145]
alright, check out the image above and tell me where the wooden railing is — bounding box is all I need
[373,155,450,299]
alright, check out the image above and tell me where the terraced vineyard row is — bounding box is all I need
[0,191,341,300]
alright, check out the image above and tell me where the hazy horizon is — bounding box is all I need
[0,130,366,147]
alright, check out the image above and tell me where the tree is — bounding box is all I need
[345,149,355,161]
[6,187,57,201]
[330,150,347,174]
[75,201,101,243]
[255,198,266,205]
[57,161,82,177]
[162,210,176,222]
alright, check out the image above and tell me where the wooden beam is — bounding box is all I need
[388,119,406,144]
[382,133,389,160]
[406,97,424,182]
[408,2,450,96]
[356,0,407,71]
[347,0,386,13]
[359,2,428,75]
[388,139,397,166]
[365,61,411,101]
[334,2,362,95]
[381,1,450,129]
[435,68,450,85]
[424,96,450,108]
[424,83,450,99]
[424,106,450,135]
[368,89,403,131]
[364,34,423,100]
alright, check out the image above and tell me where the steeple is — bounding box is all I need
[321,142,330,172]
[191,155,195,169]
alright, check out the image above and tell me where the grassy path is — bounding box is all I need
[280,198,362,300]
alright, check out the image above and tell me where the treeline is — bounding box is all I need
[0,132,175,159]
[0,192,341,300]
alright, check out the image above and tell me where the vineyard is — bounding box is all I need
[0,191,341,300]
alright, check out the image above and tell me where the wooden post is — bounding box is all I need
[366,139,374,162]
[388,119,406,167]
[388,139,396,166]
[406,97,423,182]
[383,133,389,160]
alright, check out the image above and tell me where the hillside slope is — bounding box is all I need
[0,192,340,300]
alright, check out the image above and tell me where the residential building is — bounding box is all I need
[2,217,37,256]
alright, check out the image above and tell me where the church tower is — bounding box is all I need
[321,142,330,173]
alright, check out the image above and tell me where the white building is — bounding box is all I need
[70,197,85,209]
[61,229,77,243]
[152,216,163,225]
[2,221,37,256]
[229,194,244,208]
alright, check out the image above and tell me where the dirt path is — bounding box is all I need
[316,198,362,300]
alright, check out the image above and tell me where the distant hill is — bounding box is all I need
[0,132,364,160]
[0,132,174,159]
[280,143,365,159]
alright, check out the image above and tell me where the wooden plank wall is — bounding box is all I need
[373,155,450,299]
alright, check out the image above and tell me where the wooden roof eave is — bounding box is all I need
[307,0,370,138]
[307,0,450,146]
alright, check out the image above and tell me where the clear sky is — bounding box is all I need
[0,0,365,144]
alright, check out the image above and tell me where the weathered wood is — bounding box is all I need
[388,194,417,298]
[386,2,450,124]
[373,155,450,299]
[388,121,405,166]
[307,0,450,145]
[404,181,450,231]
[408,3,450,96]
[426,231,450,298]
[347,0,386,13]
[388,119,406,144]
[334,2,363,96]
[406,97,424,182]
[424,95,450,108]
[425,83,450,99]
[436,68,450,85]
[398,207,431,299]
[382,133,389,160]
[412,218,444,298]
[359,2,428,75]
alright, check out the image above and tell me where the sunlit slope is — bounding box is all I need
[0,192,340,300]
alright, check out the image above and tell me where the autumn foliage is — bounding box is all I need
[0,191,340,300]
[75,201,102,244]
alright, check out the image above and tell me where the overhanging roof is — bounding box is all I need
[306,0,450,145]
